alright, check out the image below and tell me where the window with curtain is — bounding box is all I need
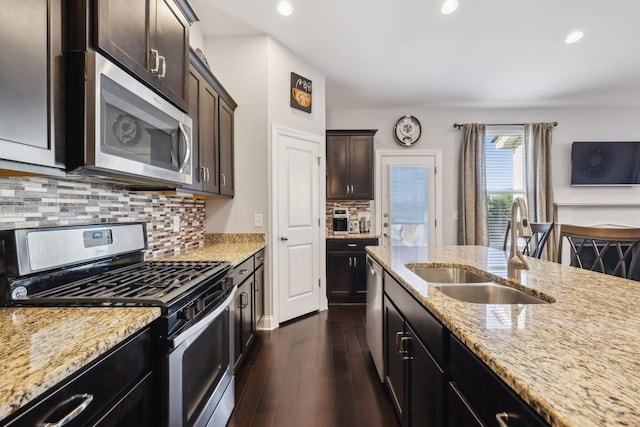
[485,126,525,249]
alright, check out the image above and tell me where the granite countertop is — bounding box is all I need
[166,233,265,266]
[326,232,380,239]
[0,307,160,421]
[366,245,640,427]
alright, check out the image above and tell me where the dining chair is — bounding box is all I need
[502,221,554,259]
[557,224,640,281]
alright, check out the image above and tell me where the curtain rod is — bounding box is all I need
[452,122,558,129]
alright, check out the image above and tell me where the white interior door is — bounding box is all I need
[276,128,321,323]
[378,152,441,248]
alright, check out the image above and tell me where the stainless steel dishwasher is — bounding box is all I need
[366,254,384,382]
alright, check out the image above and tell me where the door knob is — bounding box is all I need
[280,235,289,241]
[383,223,388,227]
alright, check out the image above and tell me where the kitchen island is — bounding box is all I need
[366,245,640,427]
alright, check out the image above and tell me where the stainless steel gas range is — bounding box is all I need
[0,222,235,427]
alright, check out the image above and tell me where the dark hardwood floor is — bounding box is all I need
[228,305,400,427]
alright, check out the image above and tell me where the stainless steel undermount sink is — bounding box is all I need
[409,267,492,283]
[432,283,549,304]
[408,266,550,304]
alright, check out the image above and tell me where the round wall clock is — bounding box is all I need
[394,115,421,146]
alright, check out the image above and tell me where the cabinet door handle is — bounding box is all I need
[239,269,249,275]
[347,243,358,247]
[240,291,249,308]
[178,122,191,174]
[221,173,226,187]
[353,257,357,267]
[395,331,404,354]
[149,49,160,73]
[401,336,413,360]
[346,184,350,194]
[43,393,94,427]
[158,55,167,78]
[257,256,264,261]
[348,257,352,267]
[496,412,511,427]
[255,278,260,292]
[350,184,354,194]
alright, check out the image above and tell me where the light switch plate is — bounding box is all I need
[173,215,180,232]
[254,214,263,227]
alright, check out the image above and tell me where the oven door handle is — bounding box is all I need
[170,285,237,349]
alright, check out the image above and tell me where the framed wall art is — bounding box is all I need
[290,72,312,113]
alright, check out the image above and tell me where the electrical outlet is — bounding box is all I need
[254,214,263,227]
[173,215,180,232]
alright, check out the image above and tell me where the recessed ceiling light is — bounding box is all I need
[565,30,584,44]
[441,0,458,15]
[277,0,293,16]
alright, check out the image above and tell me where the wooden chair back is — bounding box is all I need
[558,224,640,281]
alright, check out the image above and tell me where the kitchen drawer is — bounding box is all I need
[327,238,378,252]
[384,271,445,366]
[449,335,549,427]
[5,328,151,427]
[254,249,265,269]
[233,257,254,286]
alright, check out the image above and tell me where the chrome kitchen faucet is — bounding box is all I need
[508,197,533,280]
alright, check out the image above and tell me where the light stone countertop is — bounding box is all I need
[0,307,161,421]
[167,236,265,266]
[326,232,380,239]
[366,245,640,427]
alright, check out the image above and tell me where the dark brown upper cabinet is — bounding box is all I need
[181,49,236,197]
[68,0,192,112]
[326,130,377,200]
[0,0,65,175]
[218,98,235,197]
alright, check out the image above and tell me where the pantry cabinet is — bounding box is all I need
[0,0,65,175]
[326,130,377,200]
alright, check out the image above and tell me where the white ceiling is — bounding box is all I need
[189,0,640,110]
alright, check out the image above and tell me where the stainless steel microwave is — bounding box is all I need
[66,51,192,187]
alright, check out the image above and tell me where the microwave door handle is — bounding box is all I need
[178,122,191,173]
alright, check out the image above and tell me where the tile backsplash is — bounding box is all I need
[0,176,205,259]
[325,200,372,233]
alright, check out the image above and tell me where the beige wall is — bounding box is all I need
[327,106,640,245]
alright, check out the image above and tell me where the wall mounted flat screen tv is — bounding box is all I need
[571,141,640,186]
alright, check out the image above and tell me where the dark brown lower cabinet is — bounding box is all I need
[447,382,484,427]
[327,238,378,303]
[3,328,153,426]
[384,297,444,427]
[449,336,549,427]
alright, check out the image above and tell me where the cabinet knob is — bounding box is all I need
[280,235,289,241]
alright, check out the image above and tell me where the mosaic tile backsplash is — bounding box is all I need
[325,200,372,233]
[0,176,205,259]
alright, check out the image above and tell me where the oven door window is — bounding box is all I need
[182,307,229,426]
[100,75,191,176]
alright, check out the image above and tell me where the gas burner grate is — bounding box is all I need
[25,261,230,305]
